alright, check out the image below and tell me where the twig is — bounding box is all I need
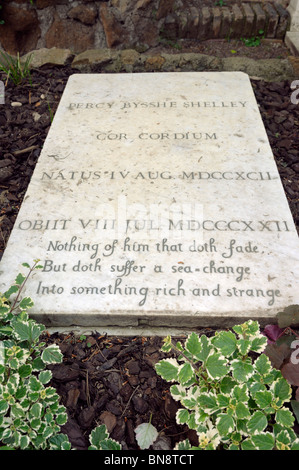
[121,385,140,418]
[13,145,39,156]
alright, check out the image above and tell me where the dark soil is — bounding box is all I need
[0,50,299,450]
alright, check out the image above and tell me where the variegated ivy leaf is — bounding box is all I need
[237,338,251,356]
[271,377,292,403]
[170,384,186,401]
[231,358,254,383]
[251,432,275,450]
[178,361,194,385]
[251,335,268,353]
[212,330,237,357]
[155,358,179,382]
[205,353,228,379]
[235,402,251,420]
[41,344,63,365]
[275,407,295,428]
[38,370,52,385]
[196,335,214,363]
[176,408,190,425]
[231,384,249,403]
[254,354,272,376]
[198,393,218,415]
[185,331,202,358]
[247,410,268,434]
[254,390,273,409]
[216,413,235,436]
[174,439,192,450]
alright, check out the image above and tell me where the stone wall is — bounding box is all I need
[0,0,291,55]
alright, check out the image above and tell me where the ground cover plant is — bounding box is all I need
[0,52,298,450]
[0,262,120,450]
[155,321,299,450]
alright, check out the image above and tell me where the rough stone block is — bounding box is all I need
[242,3,255,37]
[263,3,279,38]
[198,7,212,40]
[274,3,290,38]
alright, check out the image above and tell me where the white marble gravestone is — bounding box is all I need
[0,72,298,327]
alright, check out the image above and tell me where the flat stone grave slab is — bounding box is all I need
[1,72,299,328]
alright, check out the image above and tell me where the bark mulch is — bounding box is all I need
[0,61,298,450]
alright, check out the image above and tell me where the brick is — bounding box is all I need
[220,6,232,38]
[186,6,200,39]
[262,3,279,38]
[198,7,212,40]
[230,4,245,38]
[274,4,290,39]
[212,7,222,38]
[251,3,267,34]
[242,3,255,37]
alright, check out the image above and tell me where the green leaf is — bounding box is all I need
[29,403,42,419]
[135,422,159,450]
[155,359,179,382]
[56,413,68,426]
[247,411,268,434]
[206,353,228,379]
[175,439,192,450]
[275,407,295,428]
[18,364,32,378]
[178,362,194,385]
[272,377,291,402]
[212,330,237,357]
[3,285,19,299]
[241,438,256,450]
[251,335,267,353]
[254,354,272,376]
[89,425,108,448]
[185,332,201,357]
[197,335,213,363]
[216,413,235,436]
[100,439,122,450]
[176,408,190,424]
[14,273,26,286]
[251,432,275,450]
[38,370,52,385]
[19,297,34,311]
[237,338,251,356]
[254,390,273,409]
[0,400,9,415]
[231,358,254,382]
[235,402,251,419]
[198,393,218,414]
[41,344,63,364]
[49,434,72,450]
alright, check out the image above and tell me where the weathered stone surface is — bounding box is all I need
[68,5,98,25]
[263,3,279,38]
[288,0,299,31]
[100,3,129,48]
[198,7,213,40]
[242,3,255,37]
[0,72,299,329]
[0,4,40,54]
[22,47,73,68]
[285,31,299,56]
[156,0,175,20]
[222,57,294,81]
[212,6,222,38]
[45,13,95,53]
[71,49,118,68]
[275,3,290,38]
[251,3,267,33]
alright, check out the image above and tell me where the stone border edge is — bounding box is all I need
[18,47,297,82]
